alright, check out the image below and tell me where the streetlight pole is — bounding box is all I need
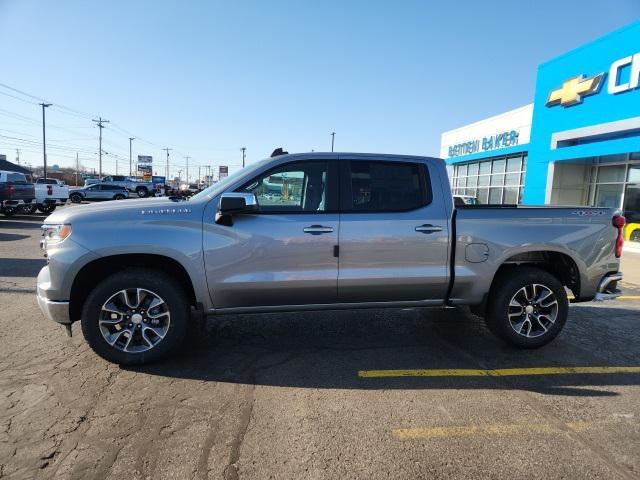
[185,156,191,183]
[129,137,135,176]
[40,103,52,178]
[92,117,109,179]
[163,147,172,181]
[241,147,246,168]
[331,132,335,152]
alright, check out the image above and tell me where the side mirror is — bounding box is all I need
[215,192,258,225]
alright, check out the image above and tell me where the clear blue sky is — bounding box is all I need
[0,0,638,180]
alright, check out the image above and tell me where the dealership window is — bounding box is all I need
[451,154,526,204]
[586,153,640,227]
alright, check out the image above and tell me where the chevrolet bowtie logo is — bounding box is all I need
[546,73,605,107]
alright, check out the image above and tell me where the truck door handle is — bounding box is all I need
[415,224,443,234]
[303,225,334,235]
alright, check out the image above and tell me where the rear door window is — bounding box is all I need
[343,161,431,212]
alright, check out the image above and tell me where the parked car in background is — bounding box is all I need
[0,170,35,216]
[25,178,69,214]
[69,184,129,203]
[37,152,625,365]
[85,175,155,198]
[180,183,201,196]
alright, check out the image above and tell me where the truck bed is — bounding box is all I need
[450,205,620,305]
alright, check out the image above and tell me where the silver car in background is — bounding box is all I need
[69,184,129,203]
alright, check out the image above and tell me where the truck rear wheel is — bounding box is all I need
[81,269,190,365]
[37,203,56,214]
[136,187,148,198]
[1,207,16,217]
[485,267,568,348]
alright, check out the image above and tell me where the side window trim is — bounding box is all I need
[234,159,338,214]
[339,159,432,213]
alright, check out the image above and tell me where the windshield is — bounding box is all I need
[190,157,273,202]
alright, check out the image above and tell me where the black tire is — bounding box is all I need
[81,269,190,365]
[136,187,148,198]
[70,193,83,204]
[1,207,16,217]
[485,266,568,348]
[37,203,56,214]
[631,229,640,243]
[114,194,125,200]
[21,204,38,215]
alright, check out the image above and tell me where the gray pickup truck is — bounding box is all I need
[37,152,626,365]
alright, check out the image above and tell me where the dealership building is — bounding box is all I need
[441,21,640,226]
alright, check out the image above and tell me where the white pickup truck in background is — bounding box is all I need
[27,178,69,214]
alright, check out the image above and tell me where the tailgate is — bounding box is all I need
[8,183,35,200]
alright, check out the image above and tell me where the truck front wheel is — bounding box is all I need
[485,267,568,348]
[81,269,190,365]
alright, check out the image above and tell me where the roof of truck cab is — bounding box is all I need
[269,152,444,162]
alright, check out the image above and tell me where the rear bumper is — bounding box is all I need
[1,198,34,207]
[41,198,68,205]
[594,272,623,301]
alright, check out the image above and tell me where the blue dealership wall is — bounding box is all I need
[524,21,640,204]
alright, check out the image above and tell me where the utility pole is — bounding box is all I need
[198,165,201,186]
[331,132,335,152]
[40,103,52,178]
[15,149,21,165]
[241,147,246,168]
[75,152,79,186]
[163,147,172,181]
[129,138,135,176]
[184,156,191,184]
[92,117,109,179]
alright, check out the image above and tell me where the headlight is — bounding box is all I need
[41,224,72,247]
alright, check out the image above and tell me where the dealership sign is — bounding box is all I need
[546,52,640,108]
[219,165,228,179]
[448,130,519,158]
[137,155,153,174]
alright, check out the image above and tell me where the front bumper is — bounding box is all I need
[37,292,71,324]
[594,272,623,301]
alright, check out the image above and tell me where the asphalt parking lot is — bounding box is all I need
[1,207,640,479]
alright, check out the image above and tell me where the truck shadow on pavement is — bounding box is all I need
[131,304,640,396]
[0,218,48,229]
[0,232,30,242]
[0,257,46,277]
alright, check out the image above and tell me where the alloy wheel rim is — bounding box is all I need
[507,283,558,338]
[99,288,170,353]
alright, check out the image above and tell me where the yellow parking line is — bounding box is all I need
[393,420,615,439]
[618,295,640,300]
[358,366,640,378]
